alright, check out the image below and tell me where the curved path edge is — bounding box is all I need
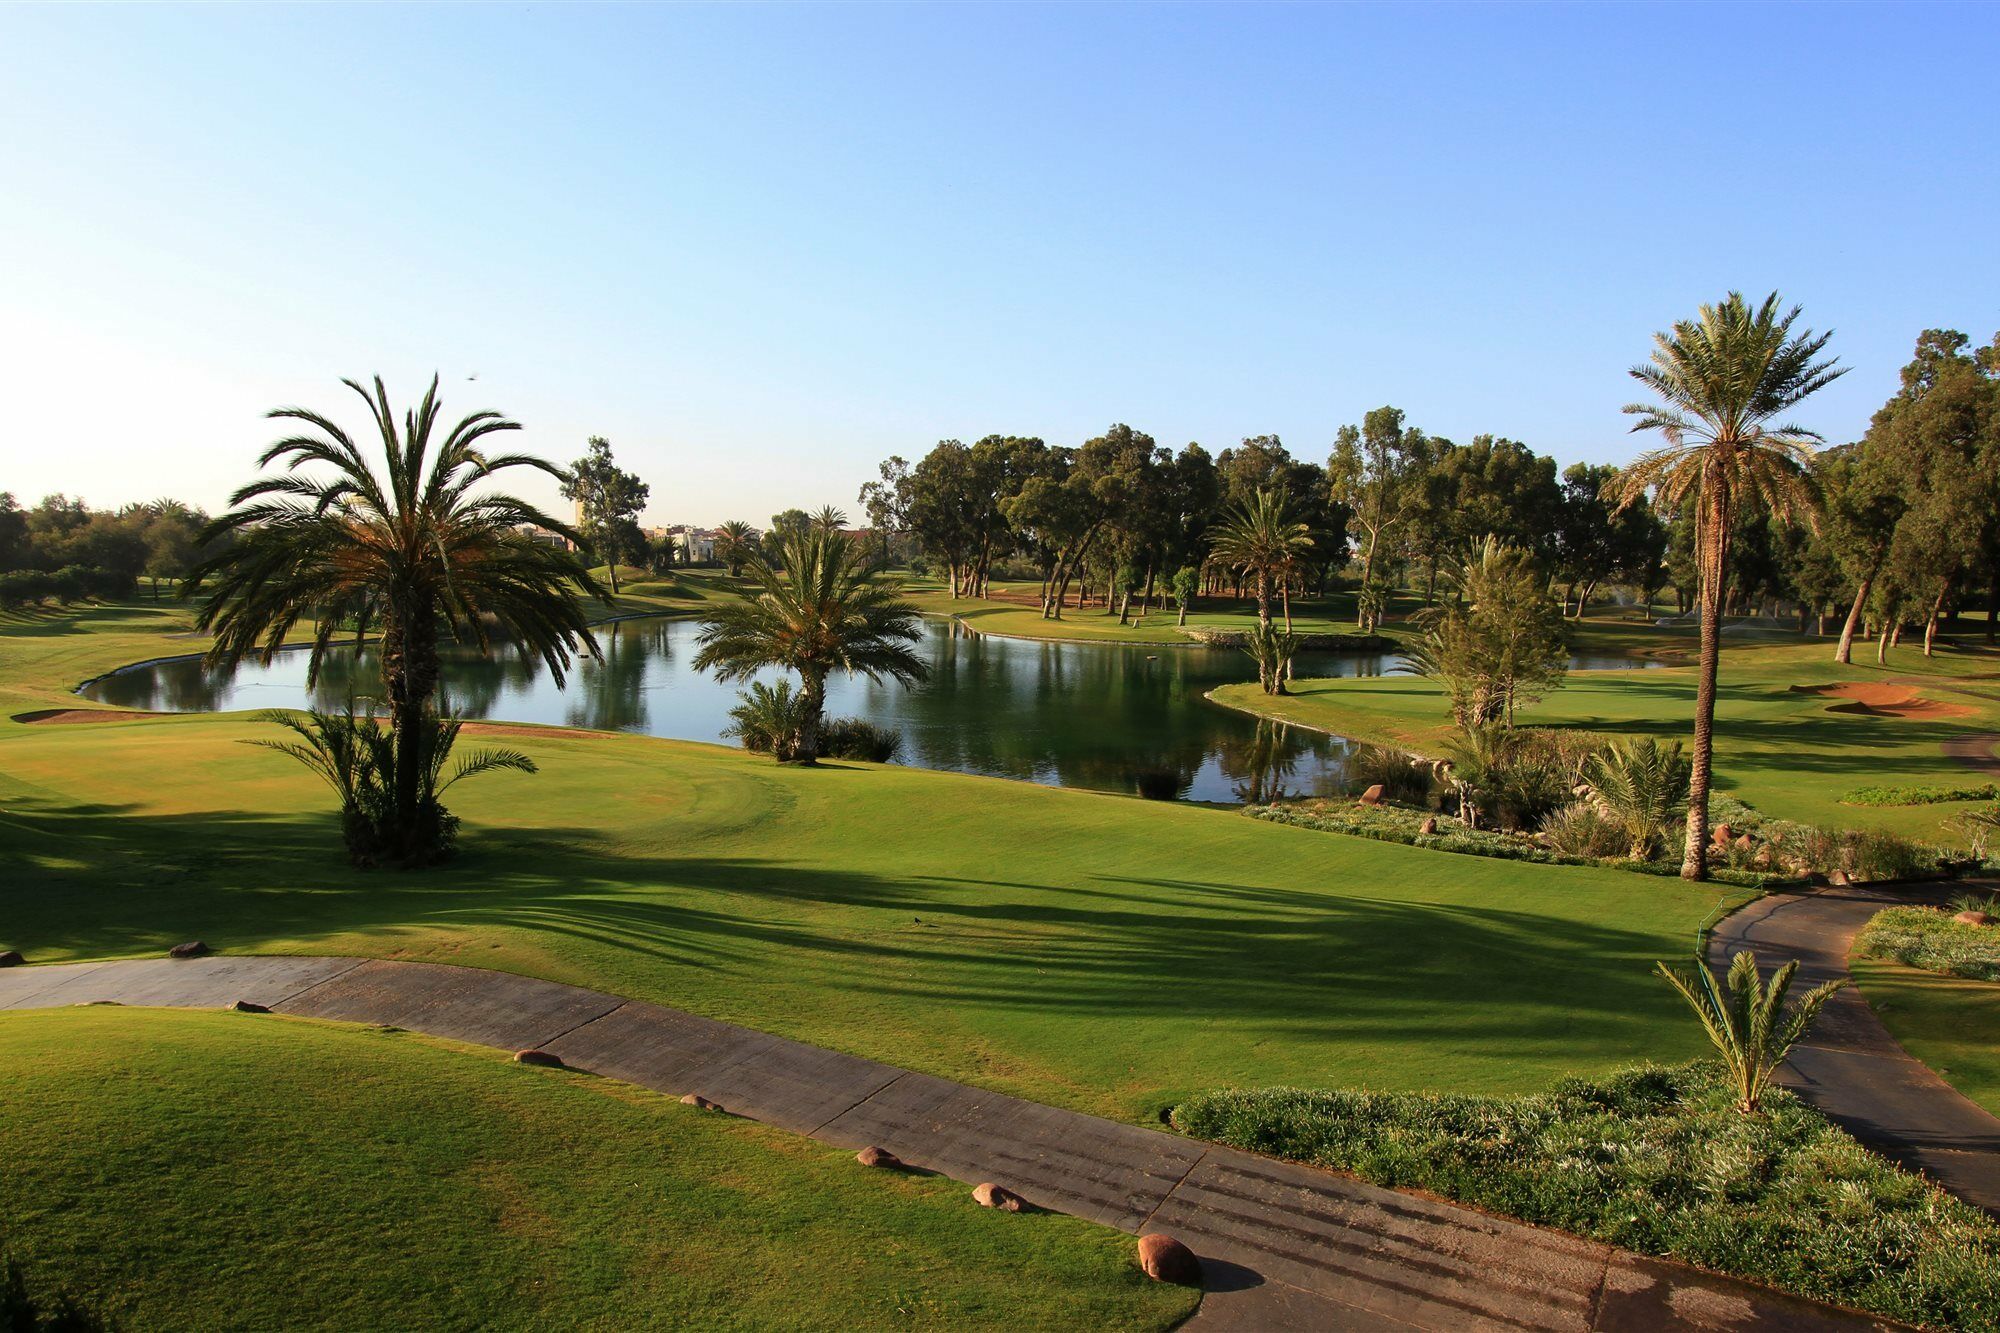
[1,953,1892,1332]
[1709,879,2000,1217]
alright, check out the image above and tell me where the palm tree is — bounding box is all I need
[810,505,849,534]
[1207,489,1313,631]
[187,375,603,854]
[1579,738,1692,861]
[715,520,757,575]
[693,527,928,762]
[1655,950,1845,1114]
[1613,293,1844,879]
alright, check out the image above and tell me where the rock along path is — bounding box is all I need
[0,954,1894,1331]
[1710,879,2000,1217]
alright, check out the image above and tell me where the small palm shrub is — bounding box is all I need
[1540,802,1624,858]
[1433,727,1568,831]
[722,680,809,761]
[248,710,535,868]
[1237,622,1302,695]
[1579,738,1691,860]
[818,717,903,763]
[1654,950,1844,1114]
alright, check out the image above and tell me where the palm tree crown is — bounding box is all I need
[1207,488,1313,628]
[1613,293,1843,879]
[693,526,928,762]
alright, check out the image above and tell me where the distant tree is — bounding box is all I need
[1171,564,1199,627]
[0,493,27,570]
[858,456,910,563]
[1329,407,1426,630]
[694,527,928,763]
[811,505,849,534]
[714,520,756,575]
[561,436,650,596]
[1613,292,1844,880]
[1207,488,1313,687]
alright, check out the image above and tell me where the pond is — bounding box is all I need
[80,618,1655,805]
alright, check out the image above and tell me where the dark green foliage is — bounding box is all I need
[246,709,536,867]
[818,718,903,763]
[722,680,809,761]
[1844,782,2000,808]
[1857,907,2000,982]
[1175,1062,2000,1329]
[1579,738,1692,860]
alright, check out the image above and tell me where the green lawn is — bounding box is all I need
[1,600,1740,1120]
[1211,635,2000,842]
[1853,958,2000,1120]
[0,1007,1193,1331]
[901,578,1428,645]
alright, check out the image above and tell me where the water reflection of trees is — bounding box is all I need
[564,620,660,732]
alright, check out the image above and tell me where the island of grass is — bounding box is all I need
[1209,632,2000,842]
[0,1007,1192,1331]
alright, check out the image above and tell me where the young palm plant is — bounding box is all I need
[1655,950,1845,1114]
[1579,738,1692,861]
[1207,488,1313,693]
[187,376,601,862]
[1613,293,1844,879]
[721,679,810,760]
[694,527,928,762]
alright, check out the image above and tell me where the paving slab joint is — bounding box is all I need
[808,1069,910,1137]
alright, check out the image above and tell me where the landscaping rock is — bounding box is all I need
[1137,1233,1202,1285]
[855,1145,904,1170]
[0,950,22,968]
[972,1182,1027,1212]
[1828,869,1852,887]
[1711,824,1733,847]
[1955,910,1992,927]
[514,1049,564,1068]
[681,1093,723,1111]
[1418,817,1438,836]
[168,941,211,959]
[228,1000,269,1014]
[1733,834,1753,852]
[1356,784,1385,806]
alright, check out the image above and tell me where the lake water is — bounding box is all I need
[81,617,1654,804]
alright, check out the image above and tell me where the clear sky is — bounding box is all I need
[2,2,1995,527]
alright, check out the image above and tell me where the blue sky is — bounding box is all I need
[2,2,1995,525]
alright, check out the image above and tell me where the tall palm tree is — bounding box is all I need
[1613,293,1843,879]
[1207,488,1313,630]
[693,526,928,762]
[714,520,757,575]
[810,505,849,534]
[187,375,604,850]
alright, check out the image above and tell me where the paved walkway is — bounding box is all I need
[1710,879,2000,1217]
[0,954,1893,1330]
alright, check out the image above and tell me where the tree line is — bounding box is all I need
[0,493,212,608]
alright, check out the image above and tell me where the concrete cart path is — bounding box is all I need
[1710,879,2000,1217]
[0,954,1895,1332]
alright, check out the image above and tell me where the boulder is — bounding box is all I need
[681,1093,723,1112]
[0,950,22,968]
[1356,784,1385,807]
[1733,834,1753,852]
[1710,824,1733,847]
[972,1182,1027,1212]
[227,1000,270,1014]
[1827,869,1852,887]
[514,1049,564,1068]
[168,941,211,959]
[1955,910,1992,927]
[1417,817,1438,836]
[855,1145,904,1170]
[1137,1233,1202,1285]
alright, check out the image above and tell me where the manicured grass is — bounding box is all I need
[901,578,1423,646]
[1,601,1742,1121]
[0,1007,1193,1331]
[1211,635,2000,842]
[1855,958,2000,1120]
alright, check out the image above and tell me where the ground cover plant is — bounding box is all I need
[1857,906,2000,982]
[0,600,1744,1121]
[0,1007,1191,1332]
[1845,781,2000,807]
[1174,1061,2000,1329]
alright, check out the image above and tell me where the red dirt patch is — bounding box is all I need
[10,708,159,725]
[1788,683,1974,720]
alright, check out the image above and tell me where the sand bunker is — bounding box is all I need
[11,708,157,725]
[1789,683,1974,720]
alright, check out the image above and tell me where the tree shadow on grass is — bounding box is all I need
[0,794,1698,1078]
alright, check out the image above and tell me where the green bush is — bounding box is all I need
[818,717,903,763]
[1540,802,1625,859]
[1173,1062,2000,1329]
[1843,781,2000,807]
[1857,906,2000,982]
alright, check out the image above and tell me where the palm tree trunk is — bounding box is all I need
[796,670,825,763]
[1682,475,1727,881]
[1255,571,1271,629]
[1281,579,1292,633]
[380,609,440,856]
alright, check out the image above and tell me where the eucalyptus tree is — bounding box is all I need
[1330,406,1427,630]
[693,526,928,762]
[187,375,603,859]
[561,435,649,594]
[1613,293,1844,879]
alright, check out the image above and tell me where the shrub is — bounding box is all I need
[1843,781,2000,807]
[722,680,809,760]
[1539,802,1624,858]
[1172,1062,2000,1329]
[818,717,902,763]
[1857,906,2000,981]
[1344,743,1431,804]
[1578,738,1691,860]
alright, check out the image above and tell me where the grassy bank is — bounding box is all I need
[1855,958,2000,1120]
[1211,635,2000,841]
[2,600,1740,1121]
[0,1007,1192,1331]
